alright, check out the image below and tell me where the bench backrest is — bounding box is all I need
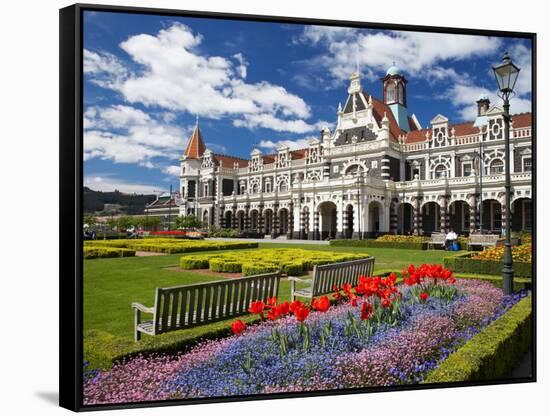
[430,232,446,242]
[469,234,500,243]
[312,257,375,297]
[152,272,280,334]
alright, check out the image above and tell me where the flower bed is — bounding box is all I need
[445,251,532,278]
[179,249,369,276]
[83,264,529,404]
[83,246,136,259]
[472,242,532,263]
[330,236,427,250]
[424,293,532,383]
[84,239,258,254]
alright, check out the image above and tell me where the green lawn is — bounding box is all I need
[84,244,460,340]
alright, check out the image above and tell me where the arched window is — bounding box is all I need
[434,164,447,179]
[279,181,288,192]
[251,182,260,193]
[345,164,364,176]
[489,159,504,174]
[386,83,396,103]
[398,83,404,105]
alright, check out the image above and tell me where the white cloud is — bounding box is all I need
[258,136,316,151]
[233,53,248,78]
[83,104,188,164]
[83,49,127,89]
[84,175,165,194]
[162,165,181,176]
[297,27,502,84]
[85,23,323,133]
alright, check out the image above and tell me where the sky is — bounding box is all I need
[82,10,532,194]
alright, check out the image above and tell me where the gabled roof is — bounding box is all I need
[183,126,206,159]
[402,112,532,144]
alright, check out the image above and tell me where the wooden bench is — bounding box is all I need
[468,234,501,250]
[427,232,446,250]
[288,257,375,302]
[132,272,281,341]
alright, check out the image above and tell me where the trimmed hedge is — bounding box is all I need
[83,246,136,259]
[84,239,258,254]
[424,294,532,383]
[444,252,532,277]
[180,248,370,276]
[330,239,427,250]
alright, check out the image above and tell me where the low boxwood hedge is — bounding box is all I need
[444,252,532,277]
[329,239,427,250]
[85,239,258,254]
[83,246,136,259]
[424,294,532,383]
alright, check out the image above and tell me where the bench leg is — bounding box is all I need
[134,309,141,342]
[290,280,296,301]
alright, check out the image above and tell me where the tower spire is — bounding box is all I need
[183,117,206,159]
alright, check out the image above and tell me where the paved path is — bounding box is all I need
[206,237,330,245]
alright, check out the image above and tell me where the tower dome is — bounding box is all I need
[386,65,402,76]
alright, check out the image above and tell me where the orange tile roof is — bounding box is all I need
[183,126,206,158]
[213,154,249,168]
[512,112,531,128]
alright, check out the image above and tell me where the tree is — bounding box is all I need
[174,215,203,229]
[83,214,97,227]
[139,216,162,230]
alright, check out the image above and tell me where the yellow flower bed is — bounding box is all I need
[83,239,258,253]
[472,242,532,263]
[180,248,370,276]
[376,235,428,243]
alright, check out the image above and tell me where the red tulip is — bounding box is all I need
[231,319,246,335]
[276,301,290,316]
[360,302,373,320]
[248,301,266,318]
[293,306,310,322]
[267,296,277,307]
[289,300,305,313]
[420,292,429,301]
[381,298,391,309]
[449,277,456,284]
[312,296,330,312]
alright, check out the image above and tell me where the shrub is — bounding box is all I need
[472,242,532,263]
[376,234,428,243]
[85,239,258,254]
[280,261,305,275]
[180,256,211,269]
[424,294,532,383]
[84,246,136,259]
[329,239,427,250]
[241,262,279,276]
[444,252,532,277]
[179,248,369,276]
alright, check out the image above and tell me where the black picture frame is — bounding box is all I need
[60,3,537,411]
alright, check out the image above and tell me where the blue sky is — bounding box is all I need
[83,11,532,194]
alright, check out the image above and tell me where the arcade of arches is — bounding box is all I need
[214,196,531,239]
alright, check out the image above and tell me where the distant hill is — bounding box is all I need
[83,187,157,214]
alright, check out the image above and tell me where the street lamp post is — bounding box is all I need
[493,51,520,295]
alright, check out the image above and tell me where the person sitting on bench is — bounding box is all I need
[445,228,458,250]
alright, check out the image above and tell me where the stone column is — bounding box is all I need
[272,203,280,238]
[258,205,264,235]
[313,209,320,240]
[439,195,448,233]
[244,205,250,232]
[381,156,391,181]
[300,209,306,240]
[413,197,421,236]
[287,202,294,239]
[341,206,348,239]
[231,205,237,229]
[219,205,225,229]
[390,198,398,234]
